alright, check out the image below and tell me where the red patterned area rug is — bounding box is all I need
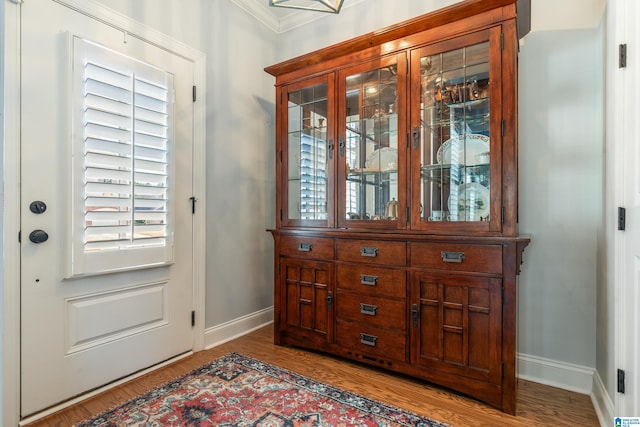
[74,353,447,426]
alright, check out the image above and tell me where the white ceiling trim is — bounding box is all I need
[229,0,281,32]
[230,0,367,34]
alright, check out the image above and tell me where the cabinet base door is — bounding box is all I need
[279,258,334,346]
[410,272,502,384]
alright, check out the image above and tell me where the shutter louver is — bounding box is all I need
[133,77,169,246]
[81,60,169,252]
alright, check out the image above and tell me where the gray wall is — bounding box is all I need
[518,28,603,366]
[202,1,276,327]
[94,0,278,328]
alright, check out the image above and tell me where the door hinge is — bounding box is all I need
[501,287,505,304]
[327,291,333,311]
[501,361,505,378]
[280,209,283,221]
[617,368,625,393]
[192,85,197,102]
[618,207,626,231]
[189,196,197,214]
[501,206,505,224]
[18,230,21,243]
[191,310,196,327]
[619,44,627,68]
[500,33,504,50]
[501,120,505,137]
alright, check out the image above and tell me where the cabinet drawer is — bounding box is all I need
[280,236,334,259]
[336,292,406,330]
[336,239,406,265]
[336,320,406,361]
[410,242,502,274]
[336,264,406,299]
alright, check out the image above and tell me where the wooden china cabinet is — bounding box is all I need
[266,0,531,415]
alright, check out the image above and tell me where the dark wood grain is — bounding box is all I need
[264,0,528,79]
[266,0,531,415]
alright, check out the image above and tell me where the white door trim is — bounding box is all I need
[1,1,206,425]
[2,2,23,427]
[612,0,639,418]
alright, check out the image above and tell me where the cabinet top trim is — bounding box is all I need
[264,0,529,78]
[268,229,531,246]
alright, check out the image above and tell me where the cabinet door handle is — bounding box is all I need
[327,291,333,311]
[298,242,313,252]
[339,136,345,157]
[360,274,379,286]
[441,251,465,263]
[360,333,378,347]
[359,303,378,316]
[360,247,379,257]
[412,125,420,149]
[412,303,419,328]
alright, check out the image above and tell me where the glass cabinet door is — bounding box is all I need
[281,75,335,227]
[411,31,500,231]
[338,55,406,229]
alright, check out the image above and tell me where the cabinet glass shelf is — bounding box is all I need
[346,169,398,186]
[423,97,489,111]
[421,163,489,186]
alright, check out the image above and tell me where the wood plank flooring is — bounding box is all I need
[24,325,600,427]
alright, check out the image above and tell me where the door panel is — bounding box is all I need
[410,272,502,384]
[20,0,194,416]
[280,258,333,347]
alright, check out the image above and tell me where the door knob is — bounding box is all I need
[29,200,47,214]
[29,230,49,244]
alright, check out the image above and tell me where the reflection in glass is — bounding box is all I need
[287,83,328,221]
[420,41,490,223]
[344,65,398,221]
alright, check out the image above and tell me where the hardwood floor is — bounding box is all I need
[24,325,600,427]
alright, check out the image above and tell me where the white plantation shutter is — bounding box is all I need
[69,36,174,276]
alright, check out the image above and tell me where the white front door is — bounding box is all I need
[20,0,195,416]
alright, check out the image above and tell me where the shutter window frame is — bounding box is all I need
[68,36,175,277]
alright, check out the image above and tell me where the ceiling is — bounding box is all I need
[230,0,365,33]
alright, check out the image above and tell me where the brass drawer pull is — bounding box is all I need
[359,303,378,316]
[360,274,378,286]
[441,251,465,263]
[360,247,379,257]
[297,242,313,252]
[359,333,378,346]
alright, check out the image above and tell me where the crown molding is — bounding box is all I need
[229,0,281,32]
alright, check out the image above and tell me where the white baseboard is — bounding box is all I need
[517,353,616,426]
[204,307,274,349]
[517,353,595,394]
[591,370,615,427]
